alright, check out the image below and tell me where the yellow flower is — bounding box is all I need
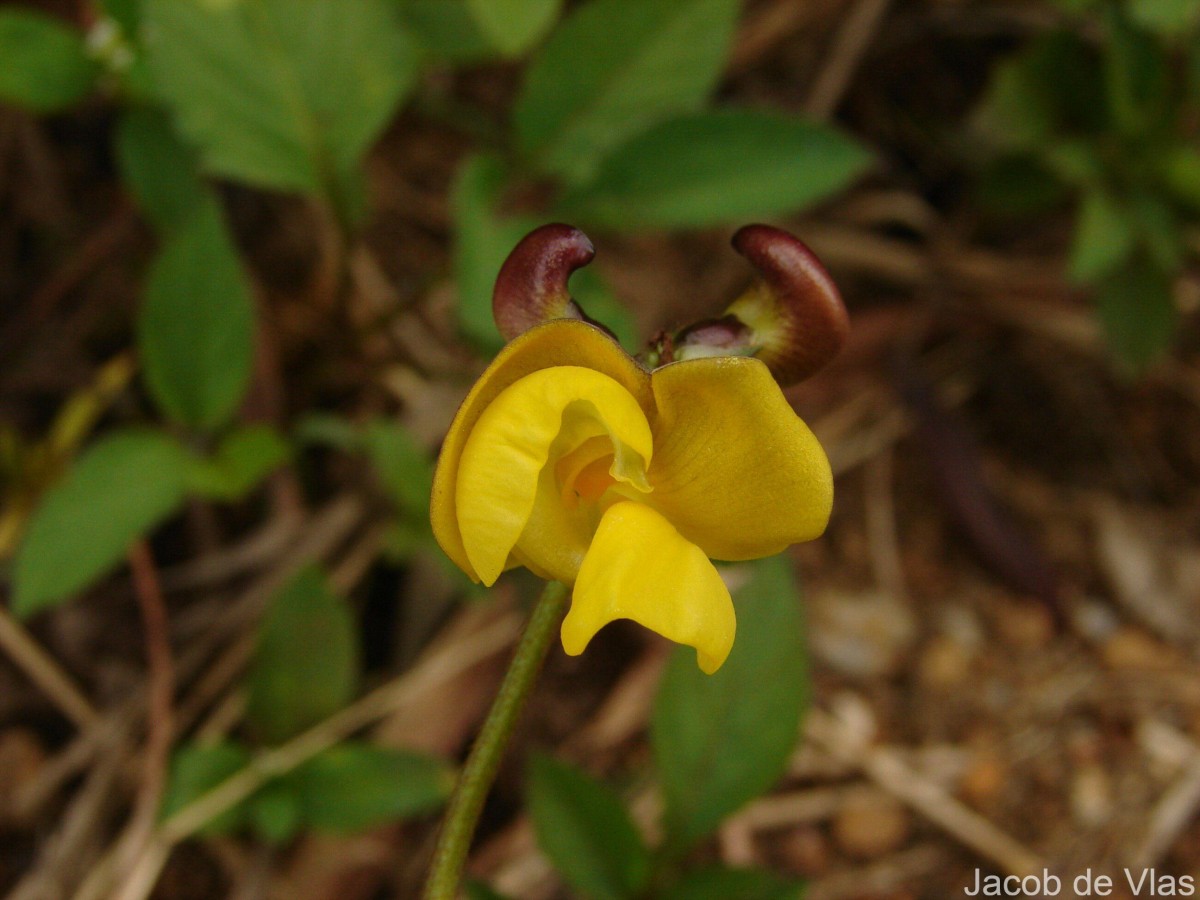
[431,226,841,673]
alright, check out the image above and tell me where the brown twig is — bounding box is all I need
[806,702,1047,878]
[71,607,524,900]
[805,0,893,119]
[110,541,176,900]
[0,604,98,729]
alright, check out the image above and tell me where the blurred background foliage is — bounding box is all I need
[0,0,1198,897]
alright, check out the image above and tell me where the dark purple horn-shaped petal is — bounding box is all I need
[727,224,850,386]
[492,224,596,342]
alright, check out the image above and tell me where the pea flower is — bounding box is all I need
[431,224,847,673]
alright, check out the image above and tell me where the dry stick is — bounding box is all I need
[864,449,907,601]
[807,707,1046,878]
[110,541,176,900]
[805,0,894,119]
[71,609,524,900]
[9,728,128,900]
[1130,745,1200,870]
[0,604,98,729]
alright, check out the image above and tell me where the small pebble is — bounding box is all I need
[833,794,910,859]
[1102,627,1177,670]
[959,750,1008,807]
[995,601,1055,649]
[917,635,972,689]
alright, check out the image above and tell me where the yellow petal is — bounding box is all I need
[431,320,653,581]
[646,356,832,561]
[456,366,652,585]
[562,501,735,674]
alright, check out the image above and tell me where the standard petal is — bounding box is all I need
[456,367,652,585]
[431,320,653,581]
[646,356,832,561]
[562,501,735,674]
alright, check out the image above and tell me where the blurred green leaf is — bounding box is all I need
[1104,7,1170,136]
[571,267,638,350]
[467,0,560,56]
[561,110,871,230]
[652,555,808,851]
[453,154,539,349]
[465,883,515,900]
[363,420,433,515]
[1069,188,1135,282]
[1095,257,1177,370]
[246,566,359,743]
[162,741,252,835]
[14,430,188,617]
[397,0,496,63]
[1040,139,1106,186]
[1129,191,1184,272]
[144,0,416,196]
[116,106,207,233]
[514,0,740,183]
[527,754,650,900]
[138,200,255,430]
[1159,145,1200,211]
[101,0,142,34]
[249,779,303,844]
[0,9,97,113]
[975,31,1106,147]
[1130,0,1200,39]
[975,155,1069,217]
[293,413,364,451]
[662,867,805,900]
[184,425,290,501]
[295,743,454,832]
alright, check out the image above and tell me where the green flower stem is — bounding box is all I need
[422,580,570,900]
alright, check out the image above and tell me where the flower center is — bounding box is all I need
[555,435,617,509]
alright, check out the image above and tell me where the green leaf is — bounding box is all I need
[652,555,808,851]
[662,867,805,900]
[295,743,454,832]
[452,154,540,349]
[1069,188,1135,283]
[162,741,252,835]
[116,106,207,234]
[249,779,303,844]
[0,10,97,113]
[465,883,515,900]
[975,154,1069,217]
[144,0,417,195]
[974,31,1107,147]
[184,425,290,500]
[101,0,142,34]
[138,200,255,430]
[1128,191,1183,272]
[246,566,359,743]
[1130,0,1200,39]
[571,268,638,351]
[1104,7,1170,137]
[1095,258,1177,371]
[527,754,650,900]
[467,0,561,56]
[514,0,740,182]
[13,430,188,617]
[293,413,364,451]
[363,420,433,514]
[397,0,497,63]
[1159,145,1200,211]
[561,110,871,230]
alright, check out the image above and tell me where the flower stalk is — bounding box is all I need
[422,580,570,900]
